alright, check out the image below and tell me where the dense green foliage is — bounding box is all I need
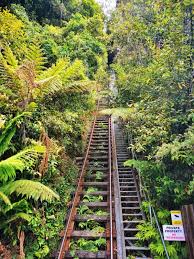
[110,0,193,208]
[0,0,193,257]
[0,0,103,25]
[0,1,108,257]
[109,1,193,257]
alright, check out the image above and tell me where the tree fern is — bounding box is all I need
[25,43,47,74]
[0,145,45,182]
[0,112,30,156]
[2,180,59,202]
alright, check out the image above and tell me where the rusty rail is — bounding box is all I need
[57,101,100,259]
[108,116,114,259]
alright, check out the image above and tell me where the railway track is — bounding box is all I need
[57,99,151,259]
[57,99,116,259]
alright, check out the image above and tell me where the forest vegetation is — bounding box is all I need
[0,0,193,258]
[0,0,108,257]
[106,1,193,257]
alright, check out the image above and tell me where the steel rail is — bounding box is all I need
[108,116,114,259]
[57,100,100,259]
[111,120,126,259]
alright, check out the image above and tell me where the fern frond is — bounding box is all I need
[0,112,30,156]
[36,76,62,95]
[0,126,16,158]
[25,43,47,75]
[38,58,70,80]
[0,57,17,88]
[1,212,32,227]
[0,191,11,206]
[3,199,29,215]
[0,145,45,182]
[3,180,59,202]
[61,59,87,83]
[2,45,18,69]
[65,80,97,93]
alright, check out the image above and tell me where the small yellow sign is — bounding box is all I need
[171,210,183,225]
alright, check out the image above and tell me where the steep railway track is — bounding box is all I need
[57,99,151,259]
[57,99,116,259]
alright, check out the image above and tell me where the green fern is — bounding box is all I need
[25,43,47,74]
[149,242,165,257]
[157,209,170,225]
[1,212,32,227]
[0,57,16,88]
[0,112,30,156]
[61,59,87,83]
[149,241,178,258]
[38,58,70,79]
[0,145,45,182]
[2,45,18,69]
[2,179,59,202]
[0,191,11,206]
[2,199,28,214]
[65,80,97,93]
[36,75,62,95]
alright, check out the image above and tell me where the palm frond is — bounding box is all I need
[25,43,47,75]
[0,112,30,156]
[0,145,45,182]
[3,180,59,202]
[0,191,11,206]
